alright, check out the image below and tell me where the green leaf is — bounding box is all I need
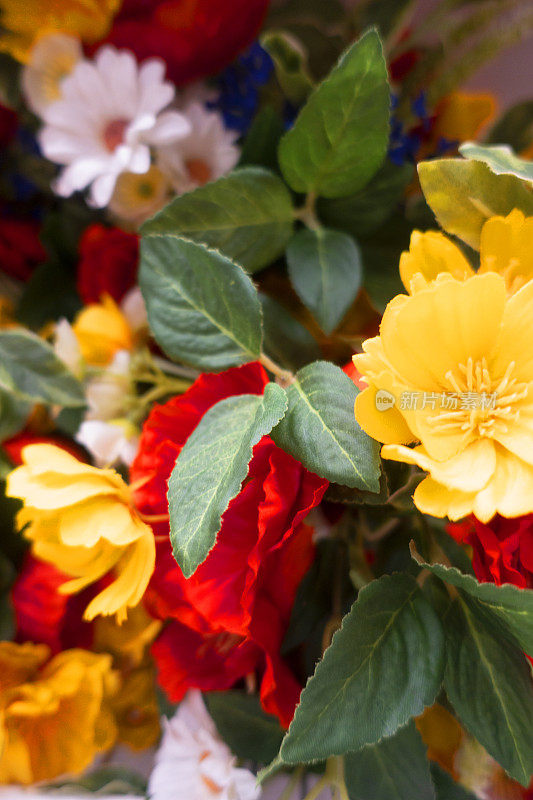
[459,142,533,183]
[205,692,284,764]
[262,30,314,104]
[168,384,288,577]
[360,212,412,311]
[139,236,263,371]
[487,100,533,153]
[278,29,390,198]
[344,721,436,800]
[317,161,414,238]
[17,258,82,329]
[142,168,294,273]
[286,228,362,335]
[45,766,146,795]
[239,107,285,171]
[443,595,533,786]
[272,361,380,490]
[410,544,533,656]
[260,294,321,371]
[0,330,84,407]
[430,764,477,800]
[417,158,533,250]
[279,574,445,763]
[0,390,31,443]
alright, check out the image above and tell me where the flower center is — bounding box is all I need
[186,158,212,186]
[102,118,129,152]
[428,357,528,438]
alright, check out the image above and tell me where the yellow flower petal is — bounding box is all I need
[355,384,416,445]
[479,209,533,293]
[399,230,474,293]
[73,295,133,367]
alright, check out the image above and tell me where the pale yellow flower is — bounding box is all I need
[400,209,533,295]
[0,642,118,784]
[22,33,82,114]
[0,0,121,63]
[6,444,156,622]
[354,272,533,522]
[110,166,171,228]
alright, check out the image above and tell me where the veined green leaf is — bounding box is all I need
[139,236,263,371]
[278,29,390,198]
[459,142,533,183]
[272,361,380,490]
[205,692,284,764]
[430,764,477,800]
[168,384,288,577]
[142,168,294,273]
[279,574,445,763]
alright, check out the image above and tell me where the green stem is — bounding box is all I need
[259,352,295,387]
[295,192,321,232]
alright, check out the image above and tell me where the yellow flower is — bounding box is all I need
[6,444,156,622]
[22,33,82,115]
[110,166,171,229]
[400,209,533,295]
[354,272,533,522]
[73,294,133,366]
[0,642,118,784]
[0,0,121,63]
[433,91,496,143]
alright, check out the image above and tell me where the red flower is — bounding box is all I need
[77,224,139,304]
[98,0,270,85]
[0,216,45,282]
[3,431,87,466]
[0,103,18,148]
[448,515,533,590]
[12,556,94,654]
[130,362,328,727]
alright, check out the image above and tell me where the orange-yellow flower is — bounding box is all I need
[0,0,121,63]
[354,272,533,522]
[432,91,496,143]
[400,209,533,295]
[0,642,118,784]
[6,444,155,622]
[73,294,134,367]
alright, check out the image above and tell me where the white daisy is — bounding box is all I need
[53,317,83,377]
[76,419,139,467]
[156,102,240,196]
[148,691,260,800]
[38,46,191,207]
[22,34,82,115]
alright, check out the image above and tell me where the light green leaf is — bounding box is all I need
[0,330,84,407]
[272,361,380,490]
[260,294,321,371]
[205,692,284,764]
[278,29,389,198]
[410,543,533,656]
[431,764,477,800]
[139,236,263,371]
[459,142,533,183]
[345,721,436,800]
[317,161,414,238]
[417,158,533,250]
[286,228,362,334]
[262,30,314,104]
[443,595,533,786]
[142,168,294,273]
[168,384,288,577]
[279,574,445,763]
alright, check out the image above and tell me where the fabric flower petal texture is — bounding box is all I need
[77,224,139,305]
[0,642,118,784]
[38,46,191,207]
[130,362,328,728]
[6,444,155,622]
[354,272,533,522]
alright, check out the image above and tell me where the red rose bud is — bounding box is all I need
[98,0,271,85]
[130,362,328,727]
[0,216,45,282]
[77,224,139,305]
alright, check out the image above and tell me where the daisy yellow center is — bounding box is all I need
[428,356,528,438]
[186,158,212,186]
[103,118,129,152]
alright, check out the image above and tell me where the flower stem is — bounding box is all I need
[259,352,295,387]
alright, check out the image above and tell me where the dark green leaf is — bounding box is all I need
[239,107,285,171]
[44,766,146,795]
[317,161,413,238]
[360,212,411,311]
[272,361,380,490]
[0,389,31,443]
[487,100,533,153]
[168,384,288,577]
[411,544,533,656]
[345,721,435,800]
[278,29,390,198]
[260,294,320,371]
[0,330,84,407]
[139,236,263,371]
[356,0,416,40]
[142,168,294,273]
[206,692,284,764]
[443,596,533,786]
[262,30,314,104]
[280,574,445,763]
[287,228,362,334]
[417,158,533,249]
[430,764,477,800]
[17,258,81,328]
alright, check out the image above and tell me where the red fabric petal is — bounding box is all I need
[77,224,139,305]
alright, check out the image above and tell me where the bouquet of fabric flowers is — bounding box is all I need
[0,0,532,798]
